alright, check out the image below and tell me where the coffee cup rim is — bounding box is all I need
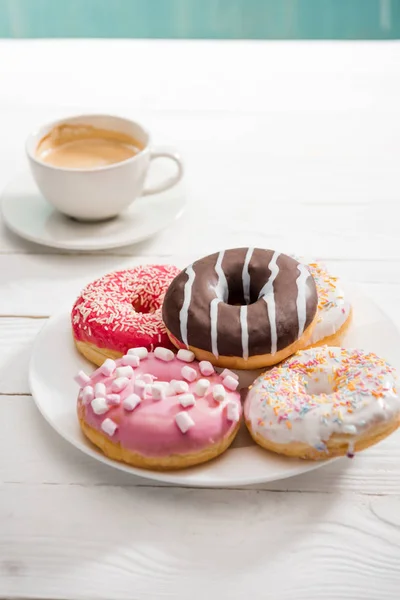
[25,113,151,173]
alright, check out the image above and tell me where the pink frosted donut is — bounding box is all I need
[75,348,242,470]
[72,264,181,366]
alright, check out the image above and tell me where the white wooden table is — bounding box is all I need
[1,39,400,599]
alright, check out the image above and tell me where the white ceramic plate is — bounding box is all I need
[1,170,186,251]
[29,288,400,487]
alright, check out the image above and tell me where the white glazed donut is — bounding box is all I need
[305,261,352,347]
[244,346,400,460]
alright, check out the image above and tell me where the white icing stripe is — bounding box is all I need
[258,252,280,355]
[179,265,195,347]
[210,298,221,357]
[209,251,229,357]
[240,305,249,360]
[242,247,254,305]
[215,251,228,301]
[296,264,309,338]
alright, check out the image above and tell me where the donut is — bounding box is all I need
[244,346,400,460]
[75,347,242,470]
[72,264,181,367]
[162,247,319,369]
[304,261,352,347]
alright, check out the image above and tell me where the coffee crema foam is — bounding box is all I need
[36,124,144,169]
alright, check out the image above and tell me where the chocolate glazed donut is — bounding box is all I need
[162,248,319,369]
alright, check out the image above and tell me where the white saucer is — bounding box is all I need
[1,171,186,251]
[28,286,398,488]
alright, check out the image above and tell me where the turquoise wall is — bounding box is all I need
[0,0,398,39]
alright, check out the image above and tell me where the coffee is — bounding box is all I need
[36,124,144,169]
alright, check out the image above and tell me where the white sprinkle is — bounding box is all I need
[181,365,197,382]
[227,400,240,422]
[112,377,130,392]
[122,354,140,367]
[106,394,120,406]
[116,365,134,379]
[223,375,239,391]
[343,424,357,434]
[123,394,141,411]
[175,411,195,433]
[220,369,239,381]
[199,361,215,376]
[74,370,91,387]
[82,385,94,403]
[100,358,116,377]
[169,380,189,395]
[134,379,146,398]
[94,382,106,398]
[101,418,118,436]
[213,384,226,402]
[179,393,196,407]
[177,349,195,363]
[154,347,175,362]
[128,347,148,359]
[195,379,210,397]
[151,383,167,401]
[91,397,109,415]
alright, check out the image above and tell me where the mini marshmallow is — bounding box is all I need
[151,382,167,401]
[195,379,210,397]
[112,377,129,392]
[223,375,239,391]
[177,349,195,363]
[123,393,141,411]
[169,380,189,395]
[175,411,195,433]
[115,365,134,379]
[137,373,154,384]
[179,393,196,407]
[101,418,118,436]
[74,370,91,387]
[199,361,215,376]
[121,354,140,368]
[128,347,148,359]
[99,358,116,377]
[94,382,106,398]
[91,397,109,415]
[154,347,175,362]
[82,385,94,404]
[220,368,239,381]
[213,384,226,402]
[134,379,147,398]
[181,366,197,382]
[227,400,240,422]
[106,393,121,406]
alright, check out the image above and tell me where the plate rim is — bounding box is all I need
[1,171,186,252]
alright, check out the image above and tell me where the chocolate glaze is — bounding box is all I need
[162,248,318,358]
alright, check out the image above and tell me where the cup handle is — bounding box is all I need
[142,147,184,196]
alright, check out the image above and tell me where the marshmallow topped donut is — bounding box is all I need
[305,261,352,347]
[76,348,242,470]
[72,265,180,367]
[245,346,400,460]
[162,248,319,369]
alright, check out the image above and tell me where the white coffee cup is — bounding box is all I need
[26,114,184,221]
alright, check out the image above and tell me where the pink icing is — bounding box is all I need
[71,265,181,354]
[77,352,242,457]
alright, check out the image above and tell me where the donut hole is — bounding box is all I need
[226,286,258,307]
[304,372,334,396]
[131,300,156,314]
